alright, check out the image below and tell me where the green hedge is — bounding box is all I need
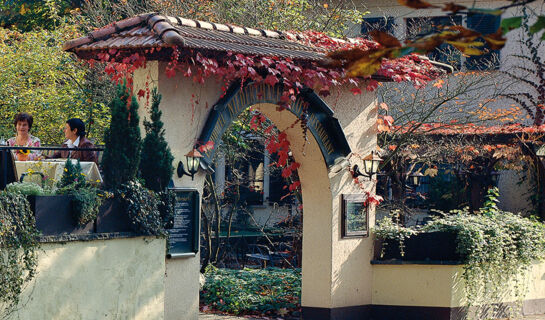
[200,266,301,317]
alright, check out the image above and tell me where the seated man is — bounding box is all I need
[49,118,98,163]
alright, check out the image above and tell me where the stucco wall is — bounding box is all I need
[11,236,165,320]
[134,61,223,320]
[135,61,379,314]
[372,262,545,308]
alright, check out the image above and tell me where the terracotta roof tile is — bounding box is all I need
[64,13,324,61]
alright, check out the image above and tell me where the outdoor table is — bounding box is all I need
[15,159,102,184]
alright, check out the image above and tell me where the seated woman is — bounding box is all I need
[49,118,97,163]
[7,112,41,161]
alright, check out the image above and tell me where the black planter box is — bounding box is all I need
[376,231,461,262]
[96,198,132,233]
[28,195,94,236]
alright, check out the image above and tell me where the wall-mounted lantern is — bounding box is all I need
[177,149,203,180]
[408,171,424,186]
[490,171,500,185]
[352,152,382,179]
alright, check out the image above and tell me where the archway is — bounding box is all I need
[183,78,377,319]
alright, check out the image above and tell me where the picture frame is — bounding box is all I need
[341,194,369,238]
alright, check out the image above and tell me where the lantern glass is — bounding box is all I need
[363,159,374,175]
[186,156,200,174]
[371,159,380,175]
[412,175,419,186]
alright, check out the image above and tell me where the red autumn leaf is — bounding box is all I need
[198,141,215,153]
[281,167,292,178]
[350,87,362,95]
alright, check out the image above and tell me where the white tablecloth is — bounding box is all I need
[15,159,102,184]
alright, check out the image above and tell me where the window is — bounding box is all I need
[407,16,463,70]
[361,17,395,36]
[465,13,501,70]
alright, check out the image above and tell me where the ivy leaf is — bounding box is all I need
[442,2,466,13]
[370,30,401,48]
[424,167,438,177]
[445,40,484,55]
[500,16,523,35]
[397,0,438,9]
[483,29,506,50]
[468,8,503,15]
[529,16,545,34]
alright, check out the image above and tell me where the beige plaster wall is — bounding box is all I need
[324,86,378,308]
[372,262,545,308]
[11,237,165,320]
[256,84,378,309]
[134,61,224,320]
[135,62,379,312]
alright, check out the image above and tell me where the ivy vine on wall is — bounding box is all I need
[0,192,39,317]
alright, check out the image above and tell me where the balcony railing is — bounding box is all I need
[0,145,105,189]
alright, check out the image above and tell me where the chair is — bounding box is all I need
[0,149,17,189]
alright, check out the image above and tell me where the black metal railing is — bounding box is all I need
[0,146,105,189]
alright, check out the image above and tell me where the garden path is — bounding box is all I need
[199,313,270,319]
[199,313,545,319]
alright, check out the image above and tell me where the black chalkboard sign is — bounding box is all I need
[167,188,200,258]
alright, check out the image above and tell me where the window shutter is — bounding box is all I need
[465,14,501,70]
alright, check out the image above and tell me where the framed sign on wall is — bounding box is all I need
[341,194,369,238]
[166,188,200,258]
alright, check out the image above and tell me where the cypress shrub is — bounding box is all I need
[101,83,141,190]
[139,88,174,192]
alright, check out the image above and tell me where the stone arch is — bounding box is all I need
[197,81,351,167]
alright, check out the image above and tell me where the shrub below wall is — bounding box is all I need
[200,266,301,318]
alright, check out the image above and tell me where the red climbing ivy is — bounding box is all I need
[90,30,445,201]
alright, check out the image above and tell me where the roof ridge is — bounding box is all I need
[161,14,284,39]
[63,13,151,51]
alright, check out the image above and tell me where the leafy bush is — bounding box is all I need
[69,186,104,227]
[6,181,54,196]
[200,266,301,317]
[374,210,418,257]
[374,188,545,317]
[0,192,39,317]
[118,181,164,236]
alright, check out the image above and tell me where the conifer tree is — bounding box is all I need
[140,88,174,192]
[101,83,141,190]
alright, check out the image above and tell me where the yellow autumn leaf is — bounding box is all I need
[20,4,28,15]
[424,168,438,177]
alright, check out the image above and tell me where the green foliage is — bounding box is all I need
[201,266,301,317]
[101,83,141,190]
[68,186,103,227]
[81,0,365,37]
[57,159,103,226]
[479,186,499,216]
[426,170,468,211]
[0,25,111,143]
[375,191,545,318]
[0,191,39,317]
[118,180,164,236]
[139,88,174,192]
[0,0,80,31]
[157,190,175,230]
[57,159,85,189]
[5,181,54,196]
[374,210,418,257]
